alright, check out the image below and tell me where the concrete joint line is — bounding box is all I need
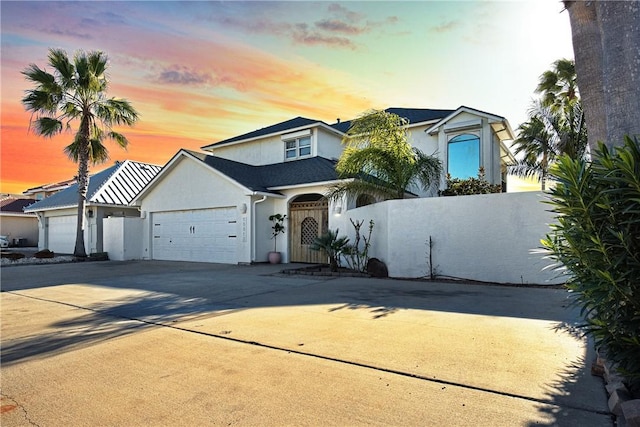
[5,290,609,418]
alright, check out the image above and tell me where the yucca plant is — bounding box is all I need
[542,136,640,392]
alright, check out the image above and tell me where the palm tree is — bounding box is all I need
[327,110,442,202]
[22,48,139,257]
[509,101,587,190]
[536,58,579,112]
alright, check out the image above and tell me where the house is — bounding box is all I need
[25,160,161,255]
[0,197,38,246]
[134,106,516,265]
[22,177,76,200]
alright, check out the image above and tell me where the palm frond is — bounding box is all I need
[33,117,63,137]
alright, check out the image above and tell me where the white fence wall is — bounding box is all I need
[103,217,144,261]
[332,191,561,285]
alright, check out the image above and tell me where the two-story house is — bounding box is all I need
[134,106,515,265]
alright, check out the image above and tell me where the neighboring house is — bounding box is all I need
[22,177,76,200]
[25,160,161,255]
[135,106,516,265]
[0,197,38,246]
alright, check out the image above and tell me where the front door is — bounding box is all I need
[289,199,328,263]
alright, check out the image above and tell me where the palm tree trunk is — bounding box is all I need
[565,1,640,150]
[74,120,90,258]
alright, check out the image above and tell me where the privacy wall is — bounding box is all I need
[333,191,561,285]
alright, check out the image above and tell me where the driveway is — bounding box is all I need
[1,261,610,426]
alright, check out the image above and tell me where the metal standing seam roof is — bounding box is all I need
[24,160,162,212]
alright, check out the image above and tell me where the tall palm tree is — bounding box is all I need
[22,48,139,257]
[327,110,442,201]
[536,58,579,112]
[509,101,587,190]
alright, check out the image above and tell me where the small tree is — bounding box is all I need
[268,214,286,252]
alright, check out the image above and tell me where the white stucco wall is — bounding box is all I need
[333,191,560,285]
[103,217,144,260]
[316,127,344,160]
[0,214,38,246]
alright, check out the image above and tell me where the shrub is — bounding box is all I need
[440,167,502,196]
[542,137,640,391]
[310,229,350,272]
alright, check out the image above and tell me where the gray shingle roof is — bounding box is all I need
[203,108,456,150]
[186,150,338,194]
[25,161,161,211]
[0,198,37,213]
[203,116,320,149]
[329,108,455,133]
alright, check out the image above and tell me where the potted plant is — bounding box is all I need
[268,213,286,264]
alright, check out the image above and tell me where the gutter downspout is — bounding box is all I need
[251,195,267,262]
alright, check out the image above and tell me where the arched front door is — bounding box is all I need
[289,194,328,263]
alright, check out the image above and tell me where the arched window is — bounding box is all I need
[448,134,480,179]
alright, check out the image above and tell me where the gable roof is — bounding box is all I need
[137,149,339,201]
[425,105,509,135]
[0,197,37,214]
[329,107,455,133]
[202,116,321,150]
[24,160,162,212]
[202,108,458,150]
[187,150,339,193]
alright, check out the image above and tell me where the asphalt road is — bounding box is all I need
[1,260,611,426]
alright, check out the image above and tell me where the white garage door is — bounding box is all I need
[47,215,77,254]
[152,208,237,263]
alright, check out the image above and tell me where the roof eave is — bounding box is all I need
[202,122,328,151]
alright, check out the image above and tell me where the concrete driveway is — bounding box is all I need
[1,260,610,426]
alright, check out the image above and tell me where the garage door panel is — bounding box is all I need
[47,215,77,254]
[152,208,237,263]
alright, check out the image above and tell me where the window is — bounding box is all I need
[448,134,480,179]
[285,136,311,160]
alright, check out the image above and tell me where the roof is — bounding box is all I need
[25,160,162,212]
[22,177,76,196]
[0,197,37,214]
[329,108,455,133]
[202,117,320,150]
[185,150,339,194]
[425,105,509,135]
[202,108,457,150]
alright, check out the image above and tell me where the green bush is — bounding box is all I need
[440,167,502,196]
[542,137,640,391]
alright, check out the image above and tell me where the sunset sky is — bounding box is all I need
[1,1,574,195]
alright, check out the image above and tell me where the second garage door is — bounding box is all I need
[47,215,77,254]
[152,208,237,263]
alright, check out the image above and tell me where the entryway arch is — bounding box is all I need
[289,193,328,263]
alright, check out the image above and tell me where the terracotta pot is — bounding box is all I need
[268,251,282,264]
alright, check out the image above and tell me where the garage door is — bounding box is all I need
[47,215,77,254]
[152,208,237,263]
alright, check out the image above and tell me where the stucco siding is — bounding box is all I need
[334,192,559,285]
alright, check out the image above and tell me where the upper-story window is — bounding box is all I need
[285,136,311,160]
[448,133,480,179]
